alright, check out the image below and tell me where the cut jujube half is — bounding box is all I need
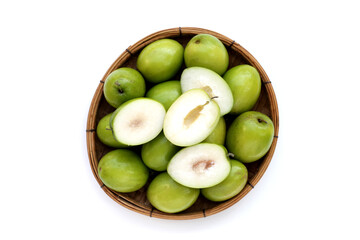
[180,67,234,116]
[167,143,231,188]
[163,89,220,147]
[110,98,165,146]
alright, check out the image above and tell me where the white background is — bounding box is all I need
[1,0,359,239]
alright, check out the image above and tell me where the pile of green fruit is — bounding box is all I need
[96,33,275,214]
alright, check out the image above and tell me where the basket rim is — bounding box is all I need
[86,27,279,220]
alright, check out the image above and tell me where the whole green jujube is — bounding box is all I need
[98,149,149,192]
[147,172,200,213]
[137,39,184,83]
[103,67,146,108]
[141,132,180,171]
[223,64,261,114]
[146,81,182,110]
[184,34,229,76]
[226,111,274,163]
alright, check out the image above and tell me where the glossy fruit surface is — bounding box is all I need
[201,160,248,202]
[223,64,261,114]
[226,111,274,163]
[203,117,226,145]
[96,113,126,148]
[137,39,184,83]
[103,67,146,108]
[147,172,200,213]
[146,80,181,111]
[167,143,231,188]
[98,149,149,192]
[184,34,229,75]
[141,132,180,171]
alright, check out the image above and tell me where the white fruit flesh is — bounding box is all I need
[181,67,234,116]
[163,89,220,147]
[167,143,231,188]
[112,98,165,146]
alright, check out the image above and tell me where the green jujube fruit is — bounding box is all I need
[223,64,261,114]
[184,34,229,76]
[203,117,226,145]
[141,132,180,171]
[98,149,149,192]
[137,39,184,83]
[201,160,248,202]
[146,81,182,111]
[96,113,126,148]
[103,67,146,108]
[147,172,200,213]
[226,111,274,163]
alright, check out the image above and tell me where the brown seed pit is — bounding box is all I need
[192,160,215,173]
[129,118,143,128]
[201,86,214,98]
[183,101,209,128]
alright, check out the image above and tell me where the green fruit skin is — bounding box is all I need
[98,149,149,192]
[147,172,200,213]
[223,65,261,114]
[184,34,229,76]
[141,132,180,171]
[96,113,127,148]
[201,160,248,202]
[103,67,146,108]
[137,39,184,83]
[203,117,226,145]
[146,81,181,111]
[226,111,274,163]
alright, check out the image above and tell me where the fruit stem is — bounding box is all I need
[114,81,124,94]
[210,96,219,100]
[105,127,112,131]
[257,118,267,124]
[227,153,235,158]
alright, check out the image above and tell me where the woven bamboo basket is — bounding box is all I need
[86,27,279,220]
